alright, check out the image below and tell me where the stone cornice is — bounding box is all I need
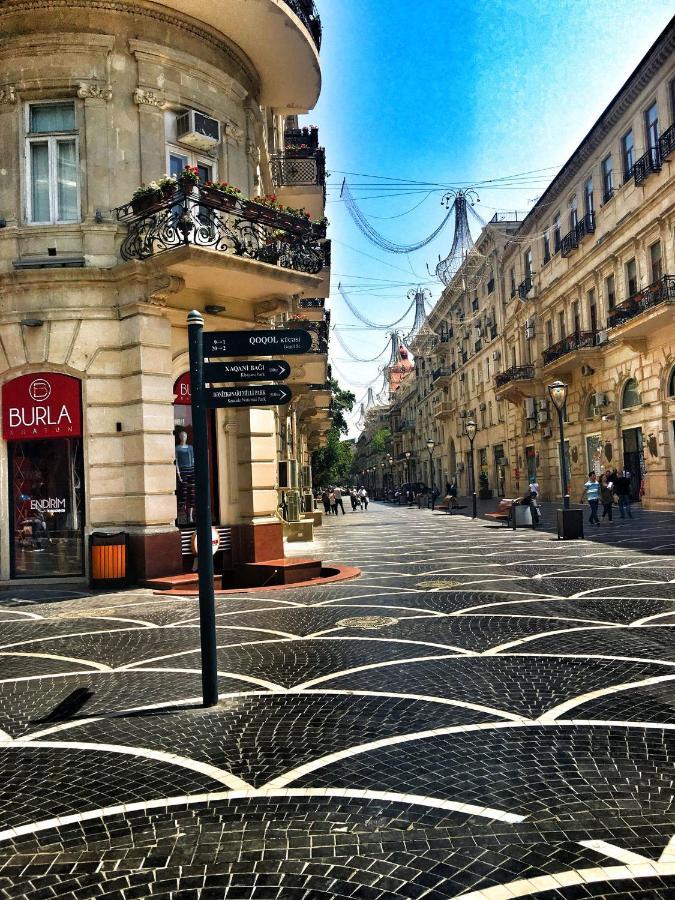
[0,1,260,99]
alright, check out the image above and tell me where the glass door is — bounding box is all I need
[9,437,84,578]
[622,427,644,501]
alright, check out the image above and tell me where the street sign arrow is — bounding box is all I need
[203,360,291,383]
[205,384,293,408]
[204,329,312,357]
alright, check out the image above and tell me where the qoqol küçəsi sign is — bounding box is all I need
[2,373,82,441]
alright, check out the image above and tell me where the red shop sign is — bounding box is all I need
[2,373,82,441]
[173,372,191,405]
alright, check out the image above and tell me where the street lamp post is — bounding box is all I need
[548,380,570,509]
[426,438,435,509]
[380,461,385,499]
[405,450,411,504]
[466,420,478,519]
[387,454,394,500]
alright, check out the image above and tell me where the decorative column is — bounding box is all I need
[134,88,166,185]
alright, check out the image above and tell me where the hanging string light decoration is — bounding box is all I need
[429,189,486,286]
[337,284,417,329]
[332,328,390,363]
[340,179,455,254]
[404,287,434,345]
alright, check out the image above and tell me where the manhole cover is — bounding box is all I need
[336,615,399,629]
[417,579,461,589]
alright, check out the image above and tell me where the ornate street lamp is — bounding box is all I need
[405,450,412,499]
[548,380,569,509]
[466,419,478,519]
[387,453,394,499]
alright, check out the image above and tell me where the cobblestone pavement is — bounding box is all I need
[0,502,673,898]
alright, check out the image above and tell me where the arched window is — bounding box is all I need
[668,367,675,398]
[621,378,640,409]
[585,394,597,419]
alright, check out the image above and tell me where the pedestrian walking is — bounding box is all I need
[599,473,614,522]
[321,489,331,515]
[329,489,338,516]
[615,469,633,519]
[581,471,601,526]
[359,486,369,509]
[349,488,358,511]
[333,486,346,515]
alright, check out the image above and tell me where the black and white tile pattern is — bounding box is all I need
[0,501,673,898]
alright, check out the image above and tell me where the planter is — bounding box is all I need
[311,222,327,239]
[131,191,162,215]
[200,186,239,210]
[160,184,177,201]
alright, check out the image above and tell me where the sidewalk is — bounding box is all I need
[0,503,672,898]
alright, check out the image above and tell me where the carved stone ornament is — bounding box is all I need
[148,274,184,306]
[225,122,244,145]
[77,82,113,101]
[0,86,17,104]
[134,87,166,108]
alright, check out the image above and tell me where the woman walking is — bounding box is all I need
[599,473,614,522]
[321,489,331,515]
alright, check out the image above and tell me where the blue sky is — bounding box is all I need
[307,1,674,432]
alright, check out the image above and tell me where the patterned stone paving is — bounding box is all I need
[0,501,672,898]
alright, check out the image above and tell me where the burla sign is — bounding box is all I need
[2,373,82,441]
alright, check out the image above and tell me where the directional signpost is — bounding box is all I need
[205,384,292,408]
[203,360,290,383]
[187,312,302,707]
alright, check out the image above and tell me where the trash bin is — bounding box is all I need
[556,509,584,540]
[90,532,128,589]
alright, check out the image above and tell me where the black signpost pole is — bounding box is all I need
[187,310,219,708]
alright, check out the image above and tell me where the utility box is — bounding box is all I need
[557,509,584,540]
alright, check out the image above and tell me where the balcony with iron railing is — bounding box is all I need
[432,366,455,382]
[281,0,322,48]
[632,146,661,186]
[542,329,606,376]
[494,364,538,404]
[560,212,595,258]
[517,274,533,300]
[659,125,675,162]
[607,275,675,338]
[114,185,324,278]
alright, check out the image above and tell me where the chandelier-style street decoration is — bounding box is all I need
[338,283,417,328]
[404,287,434,346]
[430,189,485,286]
[332,327,390,363]
[340,179,455,253]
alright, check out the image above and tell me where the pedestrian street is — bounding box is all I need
[0,502,672,898]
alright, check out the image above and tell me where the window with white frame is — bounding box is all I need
[164,110,217,185]
[26,102,79,224]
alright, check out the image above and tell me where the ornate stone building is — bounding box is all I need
[386,19,675,510]
[0,0,330,582]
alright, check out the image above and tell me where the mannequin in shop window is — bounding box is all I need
[175,430,196,524]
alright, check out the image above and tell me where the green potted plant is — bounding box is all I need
[158,174,177,199]
[130,181,162,214]
[176,164,201,191]
[478,471,493,499]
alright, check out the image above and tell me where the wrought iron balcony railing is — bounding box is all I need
[633,146,661,185]
[574,211,596,241]
[281,0,322,48]
[298,297,325,309]
[432,366,454,381]
[495,365,535,388]
[542,330,597,365]
[114,187,324,273]
[659,125,675,162]
[560,229,579,258]
[439,327,454,342]
[271,148,326,189]
[607,275,675,329]
[517,274,533,299]
[284,126,320,150]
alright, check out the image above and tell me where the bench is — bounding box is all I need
[485,500,536,528]
[437,497,468,514]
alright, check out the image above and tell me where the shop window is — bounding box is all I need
[173,373,219,527]
[621,378,640,409]
[26,101,79,223]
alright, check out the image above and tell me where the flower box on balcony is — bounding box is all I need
[200,185,240,210]
[131,191,162,215]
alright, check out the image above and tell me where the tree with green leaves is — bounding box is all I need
[311,378,356,487]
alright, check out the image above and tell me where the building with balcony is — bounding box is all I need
[0,0,331,582]
[381,19,675,509]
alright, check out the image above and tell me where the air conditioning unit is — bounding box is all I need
[492,350,501,361]
[596,330,609,345]
[594,392,608,408]
[524,397,536,419]
[479,402,487,411]
[541,425,552,438]
[524,317,535,339]
[537,399,548,411]
[537,409,549,424]
[176,109,221,150]
[278,459,299,490]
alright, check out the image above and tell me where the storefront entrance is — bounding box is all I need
[2,373,84,579]
[622,427,644,501]
[173,373,219,528]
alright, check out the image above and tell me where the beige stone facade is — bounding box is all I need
[0,0,330,581]
[386,21,675,510]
